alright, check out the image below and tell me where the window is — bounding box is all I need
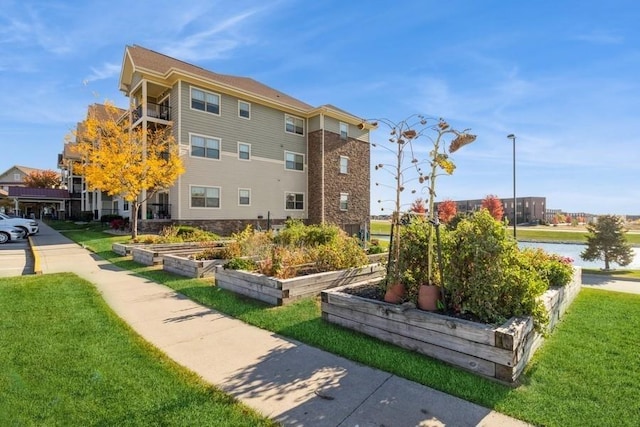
[238,101,250,119]
[191,186,220,208]
[285,152,304,171]
[238,142,251,160]
[340,193,349,211]
[238,188,251,206]
[285,114,304,135]
[191,88,220,115]
[191,135,220,159]
[13,173,21,181]
[339,156,349,174]
[339,122,348,139]
[123,200,129,211]
[286,193,304,210]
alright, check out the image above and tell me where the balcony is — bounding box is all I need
[147,203,172,220]
[132,102,171,124]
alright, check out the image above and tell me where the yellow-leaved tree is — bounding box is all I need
[74,103,184,238]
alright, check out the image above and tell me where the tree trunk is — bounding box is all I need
[131,203,140,239]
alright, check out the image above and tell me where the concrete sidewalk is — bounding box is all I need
[30,222,530,427]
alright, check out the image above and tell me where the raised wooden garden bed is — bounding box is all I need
[163,254,225,278]
[321,267,582,383]
[215,263,386,306]
[112,242,146,256]
[129,242,227,266]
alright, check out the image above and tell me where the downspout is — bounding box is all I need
[320,112,325,224]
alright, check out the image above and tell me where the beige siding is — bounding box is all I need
[176,154,306,220]
[179,83,307,161]
[323,116,369,143]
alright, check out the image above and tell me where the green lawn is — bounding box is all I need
[370,219,640,245]
[0,274,276,427]
[47,225,640,426]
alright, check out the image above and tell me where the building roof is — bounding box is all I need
[8,187,70,199]
[121,45,315,113]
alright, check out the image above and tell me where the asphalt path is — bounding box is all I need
[0,236,33,277]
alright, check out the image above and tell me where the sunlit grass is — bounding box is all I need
[57,229,640,426]
[0,274,277,426]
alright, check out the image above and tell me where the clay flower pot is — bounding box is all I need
[384,282,407,304]
[417,284,440,311]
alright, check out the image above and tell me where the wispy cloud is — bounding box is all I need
[571,30,624,45]
[163,8,265,62]
[83,63,121,84]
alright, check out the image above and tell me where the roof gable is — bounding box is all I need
[121,45,314,112]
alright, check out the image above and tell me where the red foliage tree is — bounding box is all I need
[438,199,457,223]
[23,170,60,188]
[481,194,504,221]
[409,198,426,214]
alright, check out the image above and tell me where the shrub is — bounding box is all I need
[79,211,94,222]
[109,218,129,231]
[223,226,273,260]
[520,248,574,288]
[443,210,549,331]
[224,257,257,271]
[367,242,385,254]
[190,247,226,260]
[101,214,123,223]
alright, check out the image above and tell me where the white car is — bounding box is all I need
[0,225,24,244]
[0,213,39,235]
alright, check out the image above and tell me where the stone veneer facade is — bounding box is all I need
[307,129,370,236]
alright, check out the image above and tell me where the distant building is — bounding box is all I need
[435,196,547,224]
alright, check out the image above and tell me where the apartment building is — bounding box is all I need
[435,196,547,224]
[64,45,372,235]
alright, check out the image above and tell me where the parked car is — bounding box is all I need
[0,225,24,244]
[0,213,39,235]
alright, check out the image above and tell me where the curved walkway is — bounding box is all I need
[28,222,533,426]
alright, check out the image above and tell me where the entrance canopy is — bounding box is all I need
[6,187,70,219]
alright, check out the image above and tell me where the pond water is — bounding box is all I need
[518,242,640,270]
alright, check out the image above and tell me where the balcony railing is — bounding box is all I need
[132,102,171,122]
[147,203,172,219]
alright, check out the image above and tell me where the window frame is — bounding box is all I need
[190,87,220,116]
[285,114,305,136]
[190,133,221,160]
[190,185,221,209]
[284,151,305,172]
[238,142,251,161]
[238,100,251,119]
[339,156,349,174]
[285,192,305,211]
[238,188,251,206]
[340,193,349,211]
[339,122,348,140]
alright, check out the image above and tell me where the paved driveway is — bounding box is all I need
[0,237,33,277]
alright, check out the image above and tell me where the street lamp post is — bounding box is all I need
[507,134,516,238]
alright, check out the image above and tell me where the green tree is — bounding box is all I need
[581,215,633,270]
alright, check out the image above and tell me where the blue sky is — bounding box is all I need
[1,0,638,215]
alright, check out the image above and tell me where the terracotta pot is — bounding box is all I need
[418,284,440,311]
[384,282,406,304]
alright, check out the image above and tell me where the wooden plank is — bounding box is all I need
[217,280,280,305]
[495,317,534,351]
[322,302,514,366]
[322,288,496,346]
[215,273,284,299]
[323,312,496,378]
[287,268,384,298]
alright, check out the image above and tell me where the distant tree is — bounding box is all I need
[581,215,633,270]
[438,199,457,224]
[24,170,60,188]
[409,198,426,214]
[481,194,504,221]
[565,214,572,224]
[75,102,185,238]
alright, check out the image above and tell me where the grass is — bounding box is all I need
[583,268,640,280]
[0,274,277,426]
[370,219,640,245]
[49,225,640,426]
